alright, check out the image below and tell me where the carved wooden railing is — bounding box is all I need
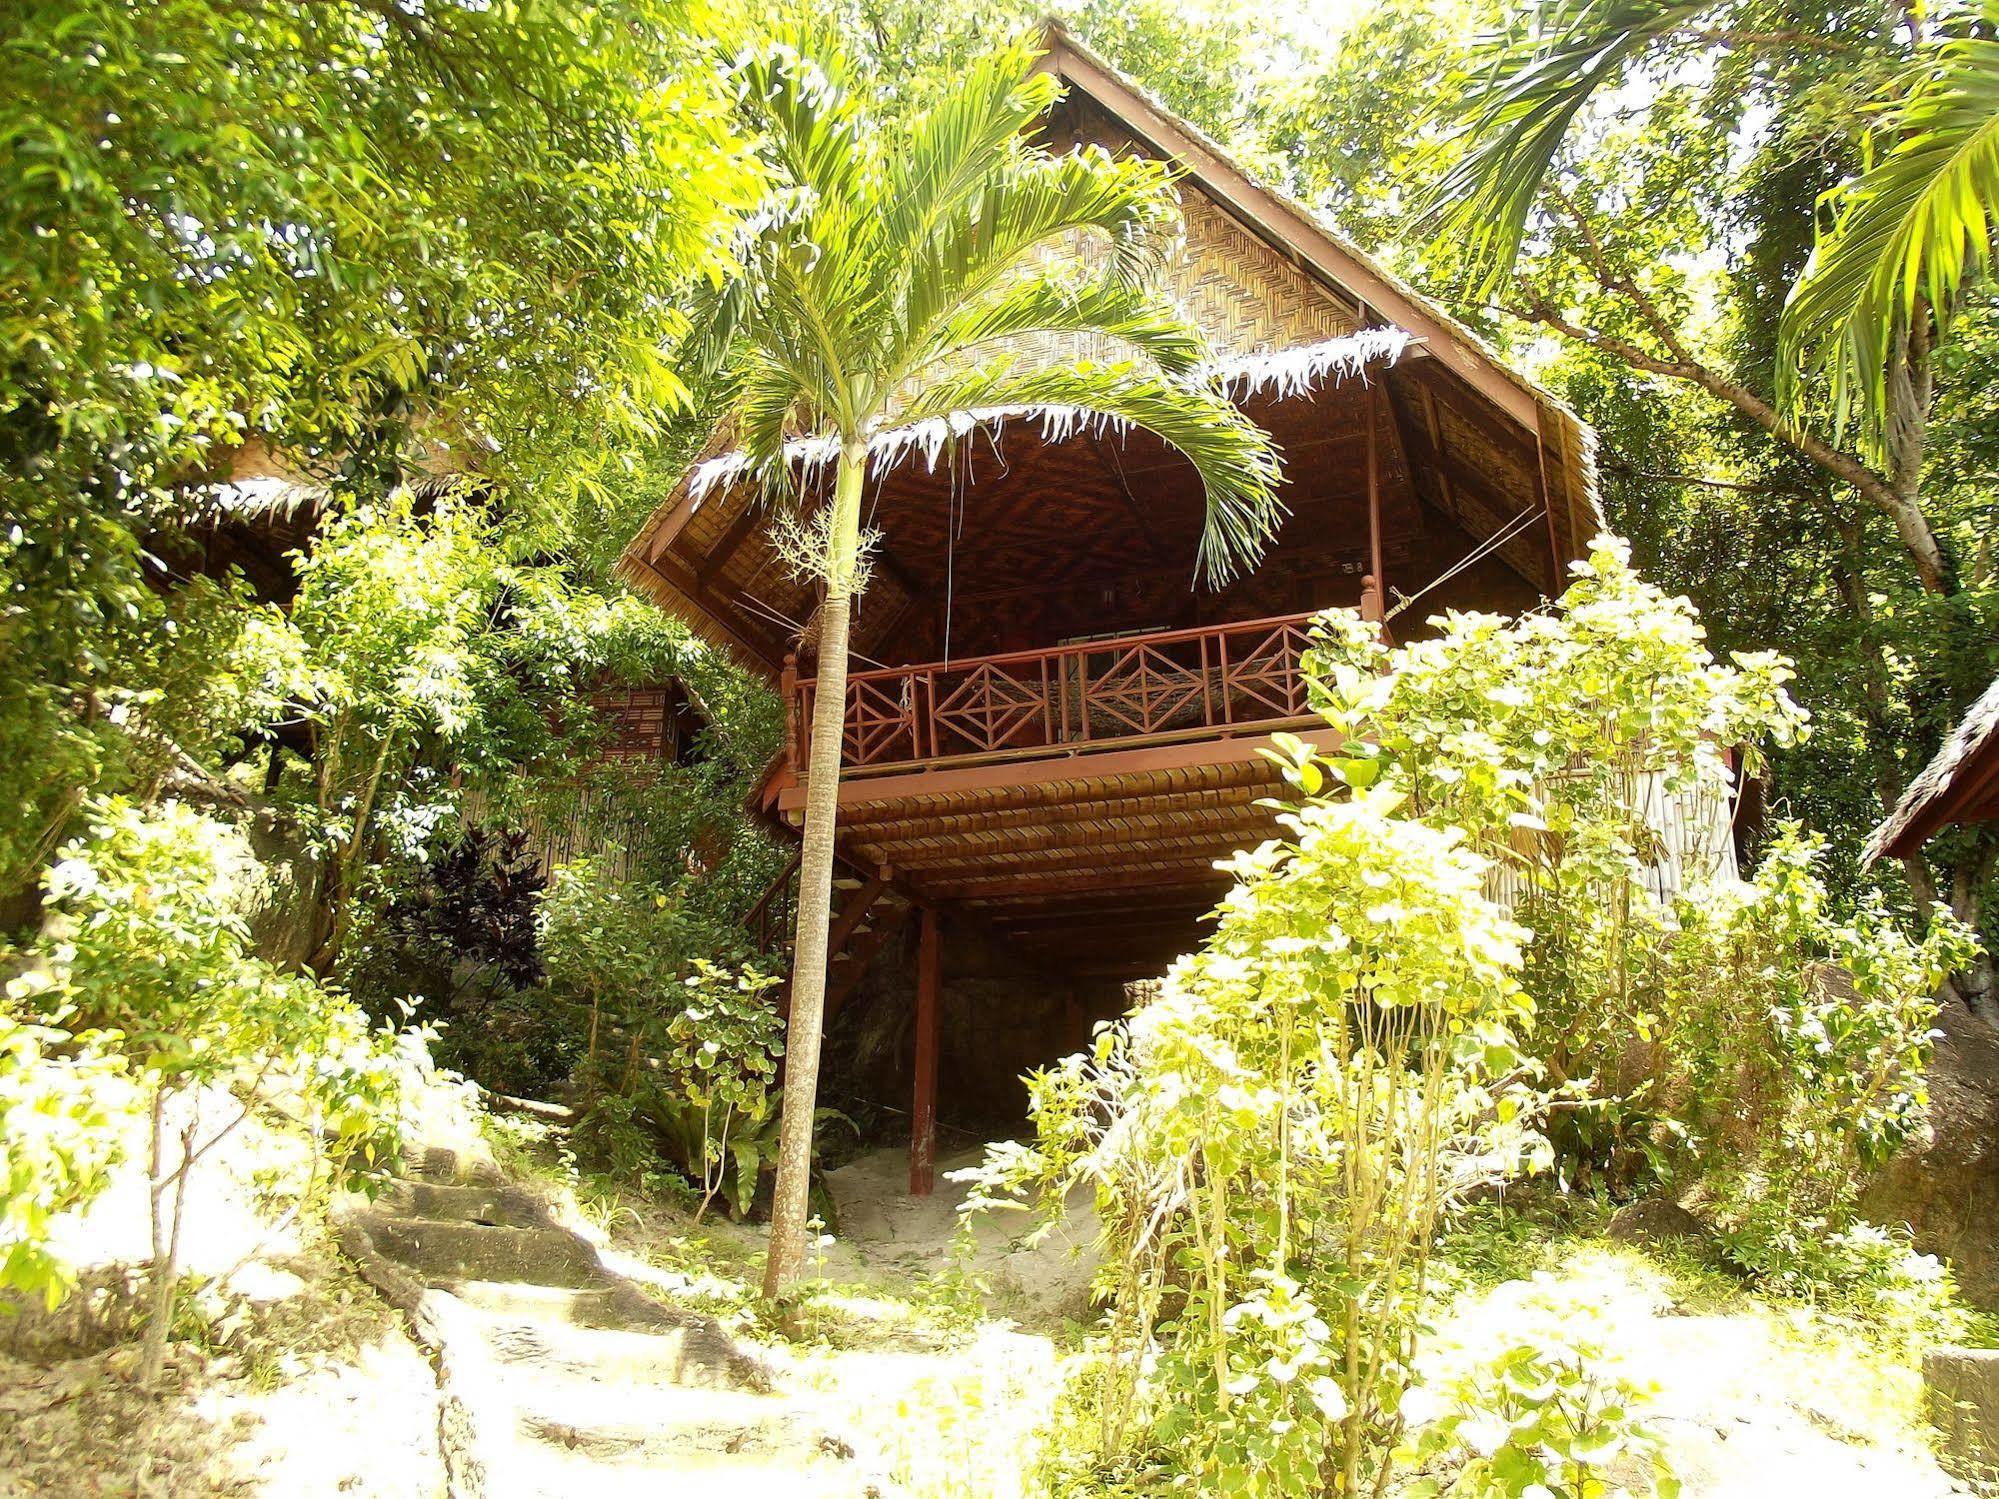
[790,608,1329,777]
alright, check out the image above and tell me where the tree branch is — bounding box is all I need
[1499,292,1951,594]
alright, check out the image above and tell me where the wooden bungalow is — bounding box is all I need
[619,25,1604,1191]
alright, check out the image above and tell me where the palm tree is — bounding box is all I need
[1427,1,1999,452]
[1779,6,1999,450]
[694,29,1284,1298]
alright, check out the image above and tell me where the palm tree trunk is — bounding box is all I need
[762,441,866,1300]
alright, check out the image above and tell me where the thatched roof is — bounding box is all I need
[1865,675,1999,865]
[619,21,1604,677]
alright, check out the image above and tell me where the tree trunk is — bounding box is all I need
[140,1085,195,1391]
[762,442,867,1300]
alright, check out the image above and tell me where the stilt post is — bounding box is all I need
[910,906,942,1197]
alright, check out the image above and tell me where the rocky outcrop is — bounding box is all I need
[1861,1003,1999,1310]
[1606,1198,1718,1256]
[1924,1345,1999,1483]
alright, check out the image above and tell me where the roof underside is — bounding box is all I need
[1867,676,1999,864]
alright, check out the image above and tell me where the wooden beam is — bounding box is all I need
[910,907,941,1198]
[629,553,787,676]
[824,743,1290,823]
[904,831,1256,877]
[1366,381,1385,596]
[937,865,1227,900]
[839,786,1267,841]
[855,807,1275,863]
[695,499,766,581]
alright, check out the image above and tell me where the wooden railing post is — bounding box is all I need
[1360,574,1384,624]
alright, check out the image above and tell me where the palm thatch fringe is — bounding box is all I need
[684,327,1413,505]
[1208,326,1411,398]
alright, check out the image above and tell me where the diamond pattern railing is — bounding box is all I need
[795,609,1329,775]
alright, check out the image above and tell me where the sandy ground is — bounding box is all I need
[2,1111,1969,1499]
[0,1078,487,1498]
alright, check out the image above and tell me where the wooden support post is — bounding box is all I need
[1535,430,1564,596]
[780,653,801,767]
[910,906,942,1197]
[1366,381,1385,597]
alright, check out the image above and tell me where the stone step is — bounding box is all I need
[382,1180,546,1229]
[508,1378,848,1467]
[445,1281,633,1327]
[360,1216,607,1289]
[507,1444,875,1499]
[473,1314,759,1390]
[408,1144,504,1184]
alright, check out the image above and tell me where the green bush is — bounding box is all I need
[5,799,410,1383]
[543,859,785,1215]
[0,1013,133,1309]
[976,537,1964,1494]
[1403,1291,1676,1499]
[971,785,1547,1496]
[1304,540,1970,1215]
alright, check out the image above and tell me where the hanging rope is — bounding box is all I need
[1385,502,1547,621]
[943,434,965,666]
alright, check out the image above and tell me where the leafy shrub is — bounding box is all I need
[1304,538,1970,1220]
[5,799,409,1383]
[971,786,1548,1496]
[1404,1291,1676,1499]
[544,859,784,1215]
[979,538,1953,1492]
[1718,1211,1972,1350]
[0,1013,133,1308]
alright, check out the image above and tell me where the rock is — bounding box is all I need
[1861,1001,1999,1310]
[1924,1345,1999,1482]
[1606,1198,1715,1253]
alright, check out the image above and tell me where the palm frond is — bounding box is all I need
[896,145,1184,368]
[882,38,1064,256]
[732,355,811,504]
[728,23,876,214]
[1422,0,1711,294]
[908,275,1210,382]
[893,360,1284,585]
[1779,18,1999,449]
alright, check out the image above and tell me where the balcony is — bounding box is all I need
[787,609,1330,779]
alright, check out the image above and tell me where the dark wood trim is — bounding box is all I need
[695,499,766,581]
[778,726,1340,814]
[933,865,1228,900]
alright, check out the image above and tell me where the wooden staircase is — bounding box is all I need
[743,853,911,1023]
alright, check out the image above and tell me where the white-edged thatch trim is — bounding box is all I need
[1209,327,1411,398]
[202,474,330,521]
[1865,674,1999,865]
[684,327,1412,506]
